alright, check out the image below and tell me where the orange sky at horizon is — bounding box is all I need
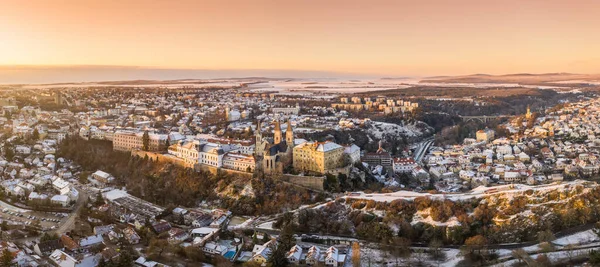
[1,0,599,76]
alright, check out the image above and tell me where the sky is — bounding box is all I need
[1,0,599,82]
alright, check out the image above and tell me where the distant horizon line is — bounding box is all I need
[0,64,596,85]
[1,64,593,76]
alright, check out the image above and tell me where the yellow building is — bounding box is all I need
[476,128,495,143]
[293,141,345,174]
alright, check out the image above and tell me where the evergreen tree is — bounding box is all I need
[268,223,295,266]
[32,128,40,140]
[4,142,14,162]
[117,250,133,267]
[97,258,108,267]
[142,131,150,151]
[55,159,61,171]
[40,232,59,241]
[95,192,105,205]
[262,233,270,243]
[0,249,14,267]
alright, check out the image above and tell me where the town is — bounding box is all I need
[0,77,600,267]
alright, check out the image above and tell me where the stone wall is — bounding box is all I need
[131,150,189,168]
[281,174,325,191]
[194,163,253,178]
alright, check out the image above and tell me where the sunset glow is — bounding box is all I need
[1,0,599,76]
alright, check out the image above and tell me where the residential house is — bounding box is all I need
[123,228,141,244]
[286,245,303,264]
[79,234,104,249]
[152,221,172,234]
[325,246,347,267]
[34,239,63,256]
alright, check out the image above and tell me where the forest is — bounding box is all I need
[417,89,585,116]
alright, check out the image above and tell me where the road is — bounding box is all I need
[412,138,434,165]
[54,185,89,235]
[248,222,598,255]
[4,185,88,244]
[0,199,29,213]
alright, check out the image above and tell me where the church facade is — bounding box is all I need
[254,119,295,174]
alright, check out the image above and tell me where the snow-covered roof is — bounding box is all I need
[92,170,111,179]
[103,189,129,201]
[51,195,69,202]
[191,227,217,236]
[79,234,103,247]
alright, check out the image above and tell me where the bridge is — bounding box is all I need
[412,138,434,165]
[459,115,512,123]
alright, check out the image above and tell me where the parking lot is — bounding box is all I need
[0,207,67,231]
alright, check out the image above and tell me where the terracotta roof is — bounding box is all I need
[61,235,79,251]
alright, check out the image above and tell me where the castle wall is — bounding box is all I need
[281,174,324,191]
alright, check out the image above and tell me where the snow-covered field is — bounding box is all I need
[20,80,251,89]
[412,208,462,227]
[247,78,417,93]
[227,216,255,230]
[344,179,592,203]
[256,221,274,230]
[417,81,568,90]
[551,80,600,85]
[366,121,431,139]
[553,229,600,246]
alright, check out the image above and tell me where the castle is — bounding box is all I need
[255,119,295,174]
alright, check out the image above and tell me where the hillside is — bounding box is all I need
[366,120,433,139]
[278,180,600,246]
[57,137,323,216]
[420,73,600,86]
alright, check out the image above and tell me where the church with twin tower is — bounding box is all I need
[254,119,295,174]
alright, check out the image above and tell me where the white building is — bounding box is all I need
[503,171,521,183]
[344,144,361,164]
[222,153,255,172]
[51,195,70,207]
[393,157,418,173]
[272,104,300,115]
[168,141,199,168]
[198,143,227,167]
[49,249,99,267]
[325,246,347,267]
[286,245,303,264]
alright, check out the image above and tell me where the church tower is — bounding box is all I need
[286,119,294,146]
[255,120,262,145]
[376,140,386,153]
[274,120,282,144]
[526,105,532,120]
